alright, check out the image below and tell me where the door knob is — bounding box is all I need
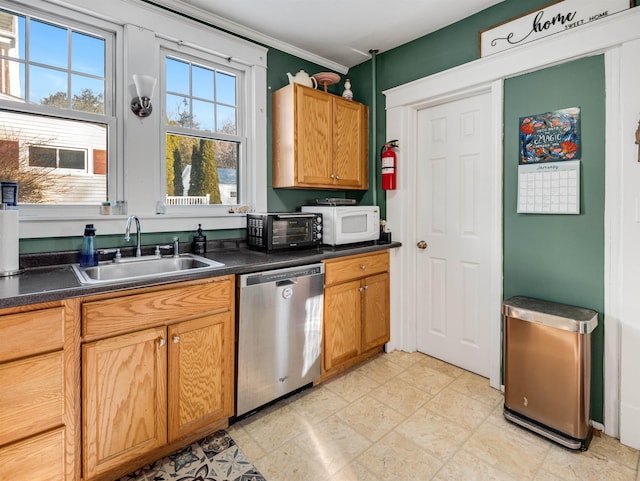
[417,240,428,250]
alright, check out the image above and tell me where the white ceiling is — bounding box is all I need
[149,0,505,73]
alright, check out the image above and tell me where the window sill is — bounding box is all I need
[18,211,248,238]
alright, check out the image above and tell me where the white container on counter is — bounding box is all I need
[0,205,19,276]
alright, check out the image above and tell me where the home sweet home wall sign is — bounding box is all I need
[480,0,631,57]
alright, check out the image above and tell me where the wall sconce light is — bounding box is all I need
[131,74,157,118]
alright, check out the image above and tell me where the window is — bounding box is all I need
[163,53,242,207]
[0,6,112,206]
[6,0,266,238]
[29,146,86,170]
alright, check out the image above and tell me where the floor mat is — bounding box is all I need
[117,430,267,481]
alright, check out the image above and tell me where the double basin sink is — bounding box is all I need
[72,254,225,285]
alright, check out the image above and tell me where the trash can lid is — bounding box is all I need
[503,296,598,334]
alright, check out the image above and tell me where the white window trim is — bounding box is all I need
[9,0,266,238]
[159,42,248,218]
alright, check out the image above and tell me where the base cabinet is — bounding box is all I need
[0,305,74,481]
[81,277,235,480]
[322,251,390,377]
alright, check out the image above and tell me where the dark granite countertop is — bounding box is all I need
[0,241,401,309]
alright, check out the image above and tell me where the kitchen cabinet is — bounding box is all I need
[272,83,368,190]
[322,251,390,378]
[0,304,76,481]
[81,277,234,480]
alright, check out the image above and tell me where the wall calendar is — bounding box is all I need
[517,160,580,214]
[517,108,581,214]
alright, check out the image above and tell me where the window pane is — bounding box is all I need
[72,74,104,113]
[166,57,189,95]
[30,20,67,69]
[0,11,25,60]
[217,105,236,133]
[0,110,107,204]
[192,65,213,100]
[59,149,85,169]
[165,133,237,205]
[166,93,191,127]
[29,146,56,167]
[71,31,104,76]
[30,65,68,106]
[216,71,235,105]
[0,59,25,100]
[192,99,214,131]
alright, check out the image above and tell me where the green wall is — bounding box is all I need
[503,56,606,422]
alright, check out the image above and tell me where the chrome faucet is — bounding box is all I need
[124,215,142,257]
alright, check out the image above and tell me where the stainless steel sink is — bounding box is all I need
[72,254,225,285]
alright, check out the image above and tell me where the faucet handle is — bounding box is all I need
[155,244,172,256]
[98,248,122,262]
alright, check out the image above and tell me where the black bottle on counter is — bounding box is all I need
[193,224,206,254]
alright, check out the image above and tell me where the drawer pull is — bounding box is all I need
[360,264,366,270]
[172,335,180,343]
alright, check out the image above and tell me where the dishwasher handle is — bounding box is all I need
[276,279,297,287]
[241,263,324,287]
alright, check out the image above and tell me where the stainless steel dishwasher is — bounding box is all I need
[236,263,324,417]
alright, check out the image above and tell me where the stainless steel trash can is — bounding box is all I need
[503,296,598,450]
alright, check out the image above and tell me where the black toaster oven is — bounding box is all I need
[247,212,322,251]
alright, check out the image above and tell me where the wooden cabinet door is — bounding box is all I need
[295,85,333,186]
[362,273,390,352]
[323,279,362,371]
[333,97,368,189]
[167,312,234,442]
[83,327,167,479]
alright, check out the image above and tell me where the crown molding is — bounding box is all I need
[144,0,349,74]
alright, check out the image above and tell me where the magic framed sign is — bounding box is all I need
[519,107,581,165]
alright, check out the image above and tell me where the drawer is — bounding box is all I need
[0,427,65,481]
[324,251,389,285]
[0,351,65,446]
[83,277,233,338]
[0,307,64,363]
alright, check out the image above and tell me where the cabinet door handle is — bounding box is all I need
[330,174,335,179]
[359,287,364,292]
[335,175,340,180]
[363,285,369,290]
[172,335,180,343]
[158,337,166,347]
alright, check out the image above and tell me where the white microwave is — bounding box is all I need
[301,205,380,246]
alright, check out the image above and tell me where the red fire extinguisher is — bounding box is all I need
[381,140,398,190]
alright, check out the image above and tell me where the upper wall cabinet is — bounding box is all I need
[272,84,368,190]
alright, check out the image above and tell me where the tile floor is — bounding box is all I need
[228,350,640,481]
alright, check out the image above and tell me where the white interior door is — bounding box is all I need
[415,92,493,377]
